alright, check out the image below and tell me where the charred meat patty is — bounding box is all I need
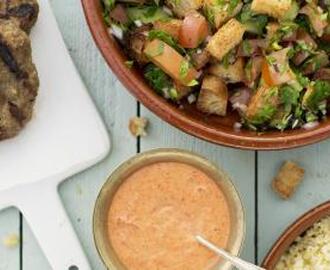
[0,19,39,140]
[0,0,39,32]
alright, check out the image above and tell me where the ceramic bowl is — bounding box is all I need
[81,0,330,150]
[93,148,245,269]
[262,201,330,269]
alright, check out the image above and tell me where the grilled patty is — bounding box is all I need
[0,0,39,32]
[0,19,39,140]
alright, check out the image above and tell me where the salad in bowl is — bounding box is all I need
[102,0,330,132]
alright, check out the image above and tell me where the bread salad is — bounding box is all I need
[102,0,330,131]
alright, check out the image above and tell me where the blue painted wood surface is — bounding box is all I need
[0,0,329,269]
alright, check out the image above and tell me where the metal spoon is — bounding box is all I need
[196,235,266,270]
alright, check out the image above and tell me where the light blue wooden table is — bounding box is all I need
[1,1,330,269]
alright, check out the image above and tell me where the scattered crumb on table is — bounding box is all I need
[129,117,149,137]
[272,161,305,199]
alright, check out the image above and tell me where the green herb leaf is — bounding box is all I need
[102,0,115,11]
[126,6,169,24]
[187,79,199,87]
[148,30,185,54]
[236,4,268,35]
[304,80,330,111]
[179,60,190,79]
[280,85,300,108]
[125,60,134,68]
[144,64,172,94]
[228,0,240,14]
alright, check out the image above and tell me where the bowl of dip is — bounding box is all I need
[93,148,245,270]
[262,201,330,270]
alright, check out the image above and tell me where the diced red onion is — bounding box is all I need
[230,88,251,107]
[110,25,124,40]
[187,94,197,104]
[196,71,203,79]
[205,36,212,43]
[232,103,247,113]
[162,6,173,16]
[134,20,143,27]
[303,121,319,130]
[109,4,129,24]
[233,122,242,131]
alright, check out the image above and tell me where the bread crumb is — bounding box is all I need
[272,161,305,199]
[3,233,19,248]
[129,117,148,137]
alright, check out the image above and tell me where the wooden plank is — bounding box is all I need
[0,208,20,270]
[140,106,256,262]
[22,0,138,269]
[258,140,330,263]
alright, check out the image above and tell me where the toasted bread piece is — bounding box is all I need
[300,3,328,37]
[206,18,245,61]
[197,75,228,116]
[245,86,279,125]
[251,0,297,21]
[272,161,305,199]
[203,0,242,28]
[129,117,148,137]
[166,0,203,18]
[208,57,245,84]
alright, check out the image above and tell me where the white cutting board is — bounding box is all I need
[0,0,110,269]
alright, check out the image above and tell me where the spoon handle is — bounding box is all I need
[196,236,266,270]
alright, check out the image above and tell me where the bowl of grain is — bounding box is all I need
[262,201,330,269]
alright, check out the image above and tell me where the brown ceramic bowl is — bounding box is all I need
[262,201,330,269]
[81,0,330,150]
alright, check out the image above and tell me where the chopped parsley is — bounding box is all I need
[148,30,185,54]
[144,64,172,94]
[179,60,190,79]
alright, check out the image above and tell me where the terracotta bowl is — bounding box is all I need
[262,201,330,269]
[81,0,330,150]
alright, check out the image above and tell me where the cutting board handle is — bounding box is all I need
[16,181,91,270]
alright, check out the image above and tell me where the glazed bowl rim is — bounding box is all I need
[262,200,330,269]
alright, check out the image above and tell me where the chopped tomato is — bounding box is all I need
[144,39,198,85]
[261,59,275,87]
[153,19,183,40]
[261,49,296,87]
[178,12,209,49]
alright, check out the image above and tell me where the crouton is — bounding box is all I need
[245,86,279,125]
[203,0,243,28]
[272,161,305,199]
[206,18,245,61]
[251,0,298,21]
[208,57,245,84]
[166,0,203,18]
[197,75,228,116]
[153,19,183,40]
[129,117,148,137]
[300,4,328,37]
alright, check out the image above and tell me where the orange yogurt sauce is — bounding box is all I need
[108,161,231,270]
